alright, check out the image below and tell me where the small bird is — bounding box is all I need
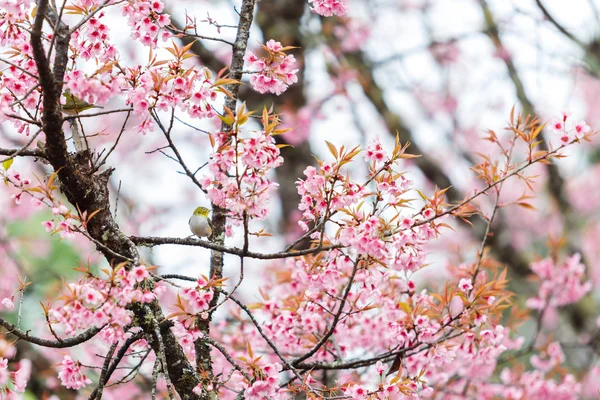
[62,91,103,115]
[189,206,213,239]
[62,91,104,152]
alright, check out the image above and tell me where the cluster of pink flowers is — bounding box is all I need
[244,40,299,95]
[171,321,201,360]
[309,0,349,16]
[49,265,158,343]
[57,355,92,390]
[280,106,313,145]
[550,111,592,144]
[125,66,220,134]
[0,1,52,137]
[242,362,283,399]
[296,163,364,231]
[200,118,283,232]
[177,275,215,322]
[4,170,30,205]
[0,60,39,135]
[4,166,83,240]
[492,365,581,399]
[199,131,598,398]
[526,253,591,310]
[42,204,76,239]
[70,13,118,62]
[64,69,123,109]
[0,0,32,27]
[364,136,389,164]
[344,382,402,399]
[224,245,531,399]
[297,138,438,272]
[121,0,171,47]
[0,340,29,398]
[0,6,40,135]
[333,19,371,52]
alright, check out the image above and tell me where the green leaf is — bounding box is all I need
[2,158,13,170]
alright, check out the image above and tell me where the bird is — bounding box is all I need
[189,206,213,239]
[62,91,104,152]
[62,91,103,115]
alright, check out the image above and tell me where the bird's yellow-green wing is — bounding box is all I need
[62,91,103,115]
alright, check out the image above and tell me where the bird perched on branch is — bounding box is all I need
[189,206,213,239]
[62,91,103,115]
[62,91,103,152]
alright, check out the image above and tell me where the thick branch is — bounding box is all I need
[0,316,100,348]
[30,0,201,396]
[0,147,46,159]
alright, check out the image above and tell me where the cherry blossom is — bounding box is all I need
[244,40,299,95]
[309,0,349,16]
[57,356,92,390]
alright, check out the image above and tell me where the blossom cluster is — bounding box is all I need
[200,108,284,233]
[0,336,28,399]
[64,69,124,109]
[57,355,92,390]
[124,62,223,134]
[171,275,216,328]
[526,253,592,310]
[121,0,171,47]
[49,265,157,344]
[550,111,592,144]
[333,19,371,52]
[244,40,299,95]
[0,35,39,136]
[297,138,437,271]
[3,169,30,205]
[309,0,349,16]
[171,321,202,360]
[4,166,81,239]
[41,204,77,239]
[242,362,283,399]
[70,13,118,62]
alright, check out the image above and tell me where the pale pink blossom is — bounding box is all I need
[57,356,92,390]
[309,0,349,16]
[1,298,14,309]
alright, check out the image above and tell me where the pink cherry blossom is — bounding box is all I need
[245,40,299,95]
[1,298,13,309]
[459,278,473,292]
[309,0,349,16]
[574,120,591,138]
[57,356,92,390]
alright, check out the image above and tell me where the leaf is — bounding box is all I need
[510,105,515,125]
[517,202,536,210]
[2,158,13,170]
[164,311,188,320]
[217,112,235,126]
[213,78,240,87]
[437,222,455,231]
[246,340,254,359]
[530,123,546,140]
[276,143,294,149]
[325,141,338,159]
[397,302,412,314]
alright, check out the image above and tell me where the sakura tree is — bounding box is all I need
[0,0,599,399]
